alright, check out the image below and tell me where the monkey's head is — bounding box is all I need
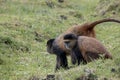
[63,34,78,50]
[46,39,55,54]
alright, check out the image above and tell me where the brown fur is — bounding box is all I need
[78,36,112,62]
[63,34,112,63]
[55,18,120,55]
[46,18,119,70]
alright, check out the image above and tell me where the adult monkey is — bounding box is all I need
[47,18,120,71]
[63,34,112,65]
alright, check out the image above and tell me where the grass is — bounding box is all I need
[0,0,120,80]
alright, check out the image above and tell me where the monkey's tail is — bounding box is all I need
[88,18,120,29]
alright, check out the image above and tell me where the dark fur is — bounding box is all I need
[47,39,69,71]
[47,18,119,70]
[47,39,55,54]
[64,34,86,65]
[71,42,87,65]
[63,34,112,64]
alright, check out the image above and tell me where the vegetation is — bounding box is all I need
[0,0,120,80]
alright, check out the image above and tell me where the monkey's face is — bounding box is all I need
[46,39,55,54]
[64,39,76,51]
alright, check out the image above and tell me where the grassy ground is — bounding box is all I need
[0,0,120,80]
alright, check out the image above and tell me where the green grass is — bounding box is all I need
[0,0,120,80]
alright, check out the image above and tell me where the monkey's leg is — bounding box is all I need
[81,51,89,63]
[55,55,61,72]
[77,54,87,65]
[86,52,101,62]
[71,51,77,65]
[60,52,69,69]
[55,52,69,71]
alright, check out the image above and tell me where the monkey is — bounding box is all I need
[63,33,112,65]
[51,18,120,56]
[47,39,69,71]
[46,18,119,70]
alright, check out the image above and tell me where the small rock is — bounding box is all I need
[60,15,67,20]
[46,74,55,80]
[58,0,64,3]
[103,77,108,80]
[111,68,116,72]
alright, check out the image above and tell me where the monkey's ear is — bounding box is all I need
[47,39,55,46]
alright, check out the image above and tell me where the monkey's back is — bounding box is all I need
[78,36,112,59]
